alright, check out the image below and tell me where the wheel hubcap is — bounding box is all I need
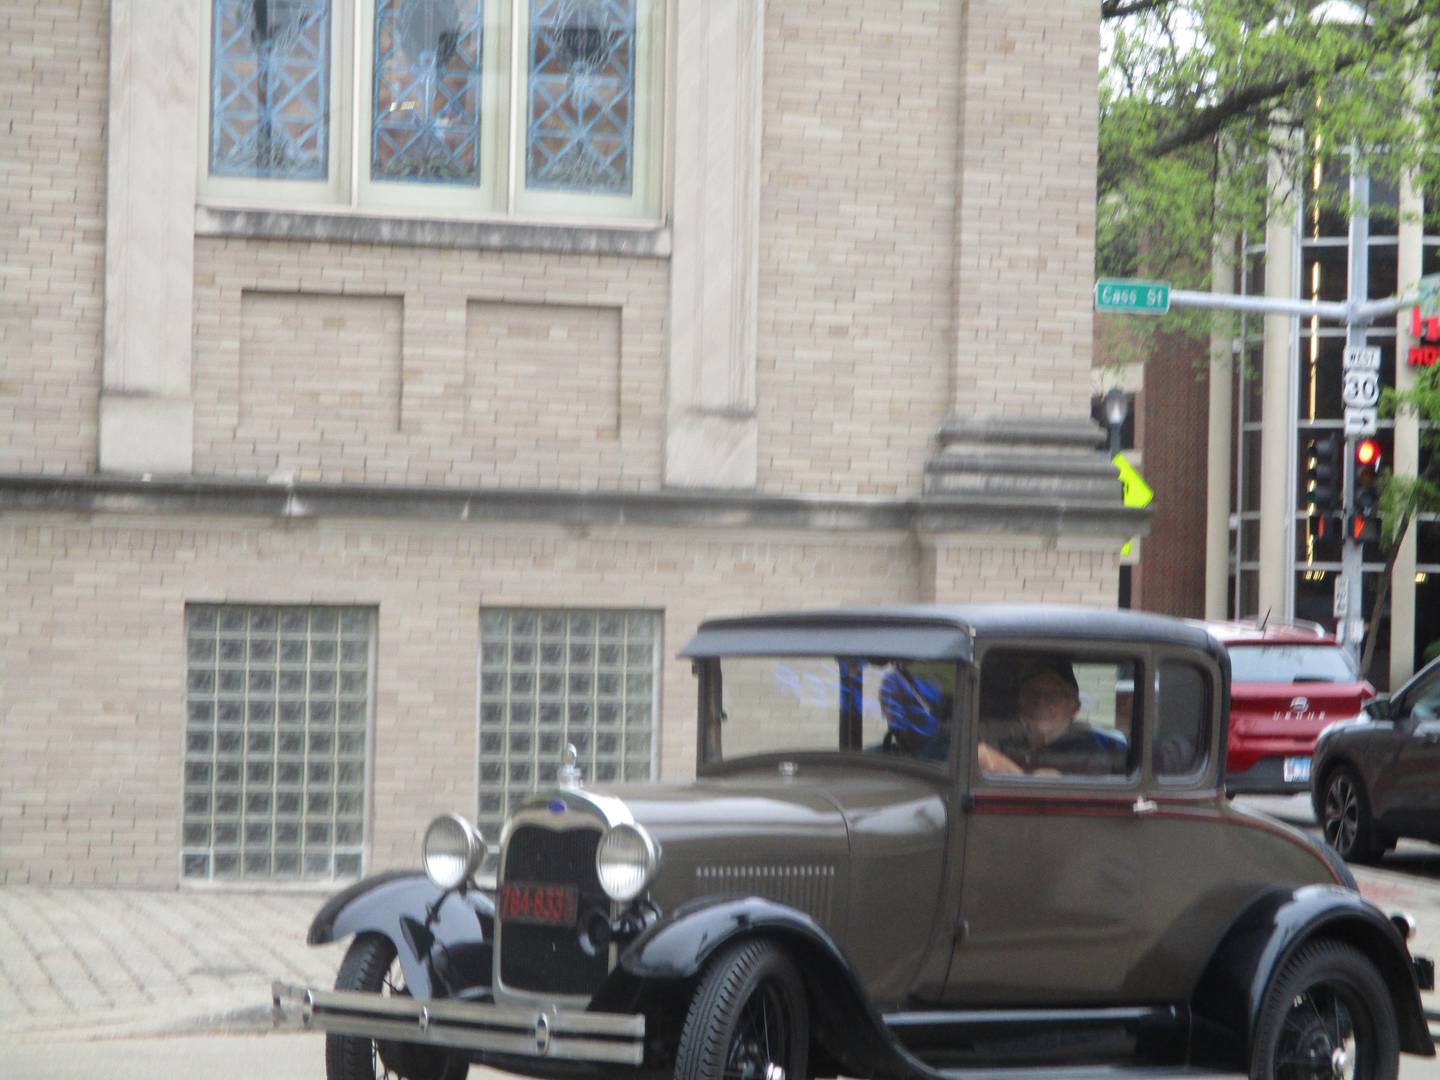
[1274,985,1361,1080]
[1323,776,1359,855]
[726,980,789,1080]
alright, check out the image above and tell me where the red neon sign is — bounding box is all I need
[1409,307,1440,368]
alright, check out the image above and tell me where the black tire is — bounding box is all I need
[325,933,469,1080]
[1249,939,1398,1080]
[674,940,809,1080]
[1321,766,1384,864]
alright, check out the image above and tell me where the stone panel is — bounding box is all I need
[465,300,622,472]
[236,291,404,475]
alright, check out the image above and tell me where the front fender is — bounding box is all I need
[1192,884,1431,1067]
[309,870,495,1001]
[616,897,935,1080]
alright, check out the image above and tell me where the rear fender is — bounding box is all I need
[615,897,934,1080]
[1191,884,1431,1067]
[308,870,495,1001]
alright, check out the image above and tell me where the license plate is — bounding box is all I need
[500,881,579,927]
[1283,756,1311,783]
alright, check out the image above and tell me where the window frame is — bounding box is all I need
[971,643,1145,789]
[197,0,670,226]
[1152,653,1215,787]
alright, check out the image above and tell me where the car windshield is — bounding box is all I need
[1227,644,1356,683]
[700,655,956,767]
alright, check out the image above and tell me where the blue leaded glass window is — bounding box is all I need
[526,0,637,195]
[372,0,487,185]
[210,0,332,180]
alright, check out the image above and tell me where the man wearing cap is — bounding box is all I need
[978,656,1127,777]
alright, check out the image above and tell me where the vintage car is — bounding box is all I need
[1312,653,1440,863]
[1207,619,1376,796]
[272,605,1435,1080]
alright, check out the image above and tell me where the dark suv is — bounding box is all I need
[273,606,1432,1079]
[1207,619,1375,795]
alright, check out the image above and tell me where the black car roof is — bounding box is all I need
[680,604,1222,663]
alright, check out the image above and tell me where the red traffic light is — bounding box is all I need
[1356,438,1380,467]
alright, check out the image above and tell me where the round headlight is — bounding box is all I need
[595,823,658,902]
[423,814,485,891]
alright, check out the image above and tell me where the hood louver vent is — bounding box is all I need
[694,864,835,926]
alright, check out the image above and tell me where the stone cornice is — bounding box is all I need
[0,474,1149,540]
[195,206,672,259]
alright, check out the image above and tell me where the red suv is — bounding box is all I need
[1207,619,1376,794]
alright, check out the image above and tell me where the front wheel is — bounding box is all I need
[326,933,469,1080]
[674,940,809,1080]
[1249,939,1398,1080]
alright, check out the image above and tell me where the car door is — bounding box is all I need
[945,645,1147,1005]
[1373,669,1440,837]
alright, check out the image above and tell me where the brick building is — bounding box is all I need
[0,0,1138,886]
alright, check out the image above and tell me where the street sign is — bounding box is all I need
[1095,279,1171,315]
[1333,579,1348,619]
[1343,346,1380,436]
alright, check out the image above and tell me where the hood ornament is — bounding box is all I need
[559,743,584,789]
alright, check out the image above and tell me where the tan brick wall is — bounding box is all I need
[192,240,666,489]
[923,541,1120,608]
[950,0,1098,421]
[238,292,404,468]
[0,0,107,475]
[756,0,959,498]
[0,514,923,885]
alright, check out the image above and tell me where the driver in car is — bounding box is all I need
[978,656,1127,776]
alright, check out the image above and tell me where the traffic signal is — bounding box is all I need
[1349,437,1383,544]
[1304,433,1343,536]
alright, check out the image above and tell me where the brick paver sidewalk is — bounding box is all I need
[0,886,343,1042]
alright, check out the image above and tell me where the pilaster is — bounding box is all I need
[99,0,199,474]
[664,0,762,488]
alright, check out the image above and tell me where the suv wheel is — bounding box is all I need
[1321,766,1383,864]
[674,940,808,1080]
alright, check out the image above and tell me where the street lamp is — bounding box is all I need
[1102,387,1131,456]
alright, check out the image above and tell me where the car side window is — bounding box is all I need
[977,651,1137,779]
[1406,674,1440,723]
[1154,660,1210,781]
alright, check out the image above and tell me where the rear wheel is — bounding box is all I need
[1249,939,1398,1080]
[326,933,469,1080]
[674,939,809,1080]
[1321,766,1384,864]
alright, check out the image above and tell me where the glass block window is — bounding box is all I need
[182,605,374,882]
[209,0,333,179]
[372,0,487,185]
[478,608,658,843]
[526,0,636,195]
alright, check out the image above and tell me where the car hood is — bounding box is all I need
[572,763,949,932]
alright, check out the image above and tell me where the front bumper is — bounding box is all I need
[271,981,645,1066]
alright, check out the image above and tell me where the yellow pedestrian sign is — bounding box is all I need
[1113,453,1153,556]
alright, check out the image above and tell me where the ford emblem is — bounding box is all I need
[535,1012,551,1055]
[547,799,566,814]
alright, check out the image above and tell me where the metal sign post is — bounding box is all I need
[1096,159,1408,665]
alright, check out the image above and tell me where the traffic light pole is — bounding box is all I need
[1339,168,1370,660]
[1158,166,1404,665]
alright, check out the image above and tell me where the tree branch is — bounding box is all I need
[1102,0,1169,19]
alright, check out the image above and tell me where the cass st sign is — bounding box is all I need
[1095,279,1170,315]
